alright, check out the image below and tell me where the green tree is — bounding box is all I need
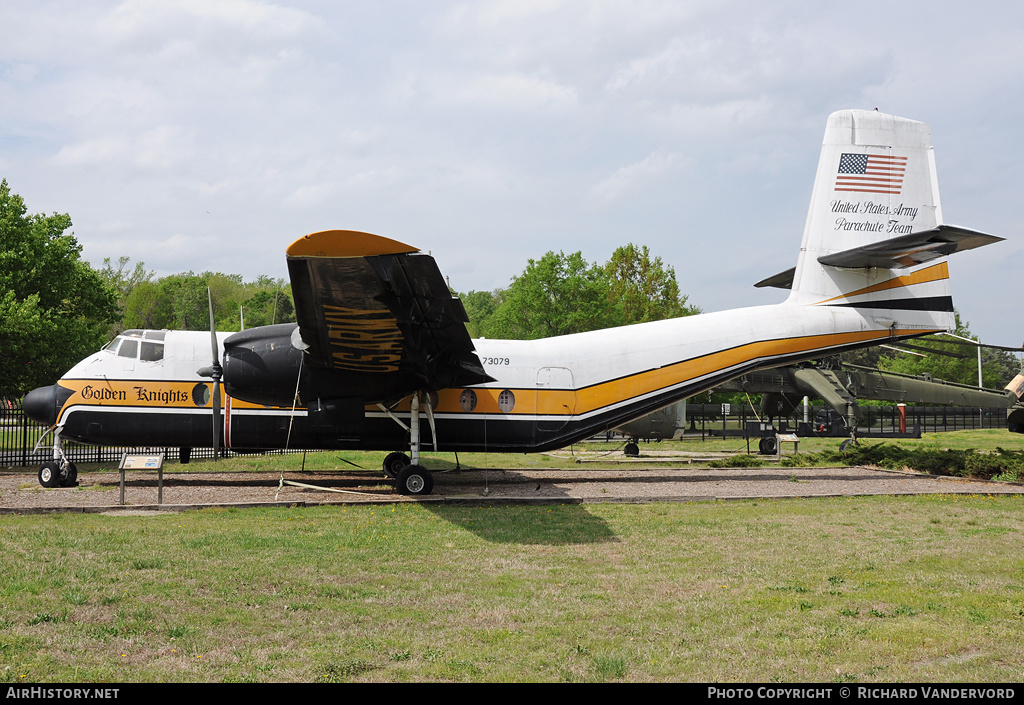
[461,245,702,340]
[241,288,294,328]
[157,273,211,330]
[0,179,117,395]
[122,280,173,330]
[486,251,618,339]
[605,243,701,324]
[119,271,295,332]
[98,256,154,334]
[459,289,502,338]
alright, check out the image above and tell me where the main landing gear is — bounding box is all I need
[382,452,410,479]
[757,435,778,455]
[378,392,436,496]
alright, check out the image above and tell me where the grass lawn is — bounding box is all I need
[2,493,1023,683]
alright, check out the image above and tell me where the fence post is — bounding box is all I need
[21,403,28,468]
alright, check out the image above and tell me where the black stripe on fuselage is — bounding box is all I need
[828,296,954,312]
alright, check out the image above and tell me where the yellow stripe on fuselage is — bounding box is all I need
[53,379,290,425]
[385,328,922,418]
[812,262,949,305]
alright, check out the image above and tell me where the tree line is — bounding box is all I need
[458,244,701,339]
[98,257,293,333]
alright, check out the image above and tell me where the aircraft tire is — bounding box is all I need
[758,436,778,455]
[62,463,78,487]
[383,452,410,478]
[624,443,640,457]
[38,462,61,488]
[396,465,434,495]
[839,438,859,451]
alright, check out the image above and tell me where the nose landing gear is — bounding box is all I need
[35,430,78,488]
[38,459,78,488]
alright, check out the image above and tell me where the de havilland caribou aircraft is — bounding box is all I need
[24,109,1005,494]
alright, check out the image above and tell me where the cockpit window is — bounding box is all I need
[117,339,138,359]
[140,341,164,362]
[102,329,168,355]
[103,329,168,358]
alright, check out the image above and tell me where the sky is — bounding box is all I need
[2,0,1022,348]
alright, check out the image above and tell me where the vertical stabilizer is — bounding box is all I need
[787,110,965,334]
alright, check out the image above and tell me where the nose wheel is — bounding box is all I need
[38,460,77,488]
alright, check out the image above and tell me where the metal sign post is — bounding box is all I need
[118,452,166,505]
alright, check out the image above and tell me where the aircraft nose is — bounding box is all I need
[23,385,58,426]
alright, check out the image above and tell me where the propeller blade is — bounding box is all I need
[208,289,218,364]
[207,288,222,461]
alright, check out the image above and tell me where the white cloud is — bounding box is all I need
[50,125,194,171]
[51,136,130,167]
[588,150,686,205]
[2,0,1022,345]
[405,69,578,113]
[100,0,319,48]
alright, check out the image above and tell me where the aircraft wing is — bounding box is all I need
[286,230,494,390]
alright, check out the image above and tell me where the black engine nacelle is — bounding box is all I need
[222,324,306,407]
[222,323,421,408]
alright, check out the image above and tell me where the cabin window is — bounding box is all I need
[117,339,138,359]
[140,341,164,362]
[498,390,515,413]
[459,389,477,412]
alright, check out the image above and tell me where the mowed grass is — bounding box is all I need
[2,494,1024,682]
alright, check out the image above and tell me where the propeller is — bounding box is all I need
[196,288,223,461]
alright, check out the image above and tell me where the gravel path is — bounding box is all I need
[2,462,1021,514]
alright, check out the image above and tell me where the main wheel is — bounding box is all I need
[396,465,434,495]
[61,462,78,487]
[758,436,778,455]
[382,452,410,478]
[38,461,61,488]
[624,442,640,457]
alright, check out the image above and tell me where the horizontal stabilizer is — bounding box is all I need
[762,225,1003,290]
[816,224,1002,269]
[755,267,796,290]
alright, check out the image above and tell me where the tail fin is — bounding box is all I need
[779,110,1000,333]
